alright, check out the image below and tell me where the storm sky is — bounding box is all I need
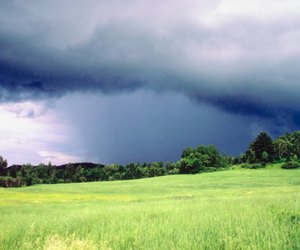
[1,0,300,165]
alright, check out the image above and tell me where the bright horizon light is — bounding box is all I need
[0,101,82,165]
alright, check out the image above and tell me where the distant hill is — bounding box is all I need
[56,162,104,170]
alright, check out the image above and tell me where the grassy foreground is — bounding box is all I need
[0,167,300,250]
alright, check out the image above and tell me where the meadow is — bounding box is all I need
[0,166,299,250]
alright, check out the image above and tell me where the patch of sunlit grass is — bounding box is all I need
[0,169,299,249]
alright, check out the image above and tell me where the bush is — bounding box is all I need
[0,176,23,188]
[241,163,266,169]
[79,176,87,182]
[240,163,251,169]
[251,163,266,169]
[201,167,217,172]
[281,161,300,169]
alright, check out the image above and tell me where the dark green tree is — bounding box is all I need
[124,163,143,179]
[179,155,202,174]
[181,147,193,158]
[179,145,227,174]
[19,164,35,186]
[74,165,85,182]
[261,151,269,163]
[273,131,300,161]
[45,162,56,183]
[35,164,48,183]
[249,132,275,163]
[65,163,75,182]
[245,149,256,163]
[149,162,165,177]
[166,161,180,175]
[0,156,7,176]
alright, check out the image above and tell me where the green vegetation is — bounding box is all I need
[0,156,7,176]
[0,167,299,249]
[0,144,228,187]
[3,130,300,187]
[281,161,300,169]
[1,131,300,249]
[240,132,275,164]
[239,131,300,167]
[179,145,227,174]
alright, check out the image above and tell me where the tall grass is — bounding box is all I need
[0,168,299,249]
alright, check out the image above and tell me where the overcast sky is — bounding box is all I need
[0,0,300,165]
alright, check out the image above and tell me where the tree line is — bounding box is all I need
[239,131,300,168]
[1,131,300,187]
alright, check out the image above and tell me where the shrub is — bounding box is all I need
[79,176,87,182]
[241,163,266,169]
[201,167,217,172]
[281,161,300,169]
[0,176,23,188]
[251,163,266,169]
[241,163,251,169]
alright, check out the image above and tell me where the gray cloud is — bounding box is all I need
[56,91,261,164]
[1,0,300,128]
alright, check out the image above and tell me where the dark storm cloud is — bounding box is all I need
[1,0,300,127]
[192,93,300,129]
[57,91,259,164]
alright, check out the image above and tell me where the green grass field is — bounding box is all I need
[0,166,300,250]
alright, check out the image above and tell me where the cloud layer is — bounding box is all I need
[1,0,300,127]
[55,90,264,164]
